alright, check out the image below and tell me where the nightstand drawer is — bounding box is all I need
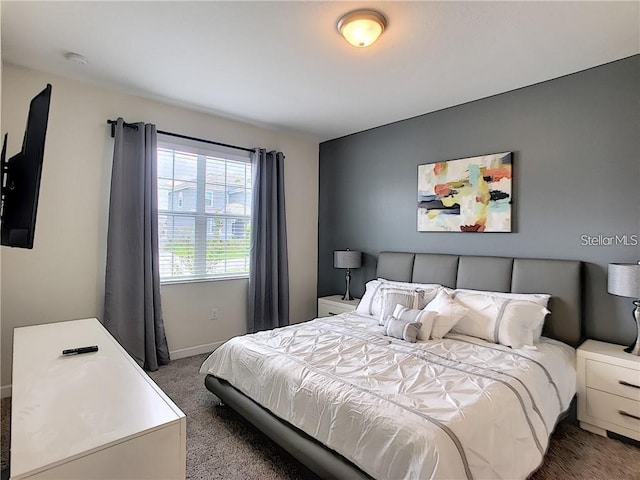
[586,359,640,401]
[318,302,355,317]
[317,295,360,318]
[586,388,640,432]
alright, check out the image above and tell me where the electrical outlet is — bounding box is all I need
[211,308,219,321]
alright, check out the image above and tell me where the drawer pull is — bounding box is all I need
[619,410,640,421]
[619,380,640,390]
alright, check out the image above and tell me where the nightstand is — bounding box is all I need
[317,295,360,317]
[577,339,640,441]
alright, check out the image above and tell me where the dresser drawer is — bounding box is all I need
[586,359,640,401]
[586,387,640,432]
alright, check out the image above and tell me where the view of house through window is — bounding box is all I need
[157,141,252,281]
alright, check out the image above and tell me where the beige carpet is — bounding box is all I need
[2,353,639,479]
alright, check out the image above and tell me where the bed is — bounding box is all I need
[200,252,583,479]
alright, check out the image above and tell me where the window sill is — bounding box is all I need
[160,275,249,286]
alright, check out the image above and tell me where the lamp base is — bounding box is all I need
[624,301,640,356]
[342,269,353,301]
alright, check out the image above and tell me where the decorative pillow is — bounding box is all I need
[384,316,422,343]
[452,291,550,348]
[450,288,551,341]
[423,290,468,339]
[357,279,438,318]
[378,287,425,326]
[392,304,437,341]
[377,279,441,306]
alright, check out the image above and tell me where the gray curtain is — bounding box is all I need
[248,149,289,332]
[104,118,170,370]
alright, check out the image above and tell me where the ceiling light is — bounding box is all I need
[63,52,89,65]
[337,9,387,48]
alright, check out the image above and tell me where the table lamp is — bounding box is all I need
[608,262,640,355]
[334,249,362,301]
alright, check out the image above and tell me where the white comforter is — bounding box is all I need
[200,312,576,480]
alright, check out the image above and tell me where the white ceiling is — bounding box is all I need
[2,1,639,141]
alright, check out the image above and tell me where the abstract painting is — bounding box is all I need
[417,152,512,232]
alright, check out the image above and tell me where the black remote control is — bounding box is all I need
[62,345,99,355]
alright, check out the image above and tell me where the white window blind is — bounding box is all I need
[157,140,252,282]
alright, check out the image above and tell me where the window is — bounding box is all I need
[204,191,213,208]
[157,140,252,282]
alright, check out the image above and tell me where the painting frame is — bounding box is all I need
[417,152,513,233]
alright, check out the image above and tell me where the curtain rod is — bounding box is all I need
[106,119,256,153]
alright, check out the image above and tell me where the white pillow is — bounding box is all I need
[378,287,425,325]
[454,288,550,306]
[356,279,385,316]
[392,304,437,341]
[453,289,551,341]
[423,290,468,339]
[452,292,504,342]
[498,300,550,349]
[452,291,550,348]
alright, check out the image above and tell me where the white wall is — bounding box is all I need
[1,64,319,387]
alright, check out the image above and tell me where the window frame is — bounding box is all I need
[157,136,252,284]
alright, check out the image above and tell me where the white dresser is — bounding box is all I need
[577,339,640,441]
[317,295,360,317]
[11,318,186,479]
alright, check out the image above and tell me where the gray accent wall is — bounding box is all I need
[318,55,640,346]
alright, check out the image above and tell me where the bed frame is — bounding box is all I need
[205,252,584,479]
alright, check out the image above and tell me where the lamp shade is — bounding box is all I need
[608,263,640,298]
[334,250,362,269]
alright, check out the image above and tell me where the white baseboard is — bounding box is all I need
[1,384,12,399]
[170,341,224,360]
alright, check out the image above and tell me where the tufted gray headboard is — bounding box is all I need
[376,252,583,347]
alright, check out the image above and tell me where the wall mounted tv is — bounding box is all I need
[1,84,52,249]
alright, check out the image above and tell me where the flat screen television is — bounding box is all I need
[1,84,52,249]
